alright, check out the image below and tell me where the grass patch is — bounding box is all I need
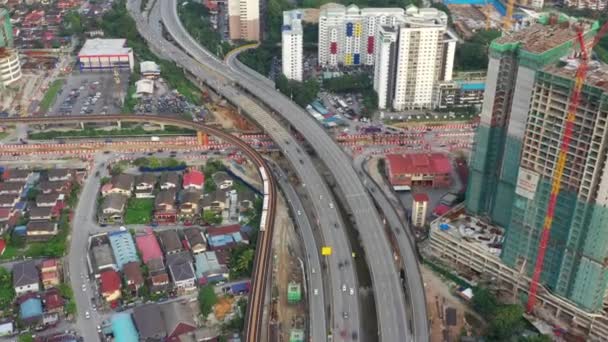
[39,79,65,112]
[124,198,154,224]
[0,132,8,140]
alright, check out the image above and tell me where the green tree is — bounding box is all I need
[0,268,15,311]
[18,335,34,342]
[198,285,218,318]
[471,287,497,317]
[26,188,40,201]
[204,178,217,193]
[455,30,501,71]
[519,335,552,342]
[229,246,255,278]
[488,305,525,340]
[203,210,223,225]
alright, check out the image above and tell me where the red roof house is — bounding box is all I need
[385,153,452,189]
[412,193,429,203]
[99,270,122,303]
[136,229,163,264]
[206,224,242,237]
[182,170,204,190]
[43,288,64,314]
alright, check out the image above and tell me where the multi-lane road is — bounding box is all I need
[153,2,428,340]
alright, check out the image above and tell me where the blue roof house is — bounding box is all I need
[111,313,139,342]
[108,230,139,270]
[20,297,43,321]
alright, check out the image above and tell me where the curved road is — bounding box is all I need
[4,115,277,342]
[130,0,363,339]
[157,2,425,341]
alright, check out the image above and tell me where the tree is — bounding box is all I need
[18,335,34,342]
[519,335,552,342]
[455,30,501,71]
[203,210,223,225]
[198,285,218,318]
[488,304,524,340]
[0,268,15,311]
[229,246,255,278]
[471,287,497,317]
[204,178,217,193]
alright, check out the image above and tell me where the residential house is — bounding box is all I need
[38,180,70,195]
[0,181,25,195]
[0,209,13,233]
[47,169,72,182]
[160,301,197,340]
[160,172,180,190]
[99,194,127,225]
[29,206,53,221]
[134,174,156,198]
[123,261,144,295]
[182,169,204,190]
[184,227,207,254]
[41,259,60,289]
[26,220,58,242]
[36,193,61,208]
[154,189,177,224]
[237,189,258,217]
[13,261,40,296]
[3,169,31,183]
[135,229,163,264]
[194,251,229,284]
[158,230,182,255]
[148,258,170,292]
[166,252,196,294]
[201,189,228,214]
[212,171,233,190]
[133,304,167,341]
[0,194,20,208]
[19,297,43,324]
[43,288,64,314]
[102,174,134,197]
[206,224,249,249]
[178,190,202,221]
[99,270,122,303]
[90,237,117,275]
[108,230,139,270]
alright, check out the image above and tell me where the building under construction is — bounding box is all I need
[466,15,608,313]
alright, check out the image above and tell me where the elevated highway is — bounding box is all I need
[155,0,429,340]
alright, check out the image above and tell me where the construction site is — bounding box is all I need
[428,12,608,341]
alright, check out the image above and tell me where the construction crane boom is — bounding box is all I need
[526,21,608,313]
[503,0,515,31]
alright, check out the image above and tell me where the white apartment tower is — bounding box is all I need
[282,10,303,81]
[564,0,606,10]
[228,0,260,41]
[318,3,405,67]
[373,6,457,110]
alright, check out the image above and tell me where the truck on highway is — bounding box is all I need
[151,136,160,142]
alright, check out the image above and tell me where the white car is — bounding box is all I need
[329,202,334,209]
[297,210,301,216]
[349,288,355,295]
[313,289,319,296]
[342,284,347,292]
[85,311,90,319]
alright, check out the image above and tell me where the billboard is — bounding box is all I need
[515,167,540,200]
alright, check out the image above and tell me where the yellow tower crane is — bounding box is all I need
[503,0,516,31]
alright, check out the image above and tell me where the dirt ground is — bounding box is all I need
[272,195,306,341]
[214,296,235,321]
[421,265,484,341]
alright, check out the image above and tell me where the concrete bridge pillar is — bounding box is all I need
[117,121,122,129]
[160,123,165,130]
[80,122,85,130]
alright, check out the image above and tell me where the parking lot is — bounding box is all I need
[49,72,130,116]
[134,90,204,116]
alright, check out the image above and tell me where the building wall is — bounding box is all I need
[565,0,606,10]
[373,27,397,109]
[78,52,134,72]
[282,10,303,81]
[412,201,427,227]
[228,0,260,41]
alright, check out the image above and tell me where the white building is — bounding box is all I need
[282,10,303,81]
[318,3,405,68]
[412,193,429,228]
[0,49,21,87]
[564,0,605,10]
[373,6,457,110]
[140,61,160,79]
[78,39,134,72]
[228,0,260,41]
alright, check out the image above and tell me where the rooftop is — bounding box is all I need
[111,313,139,342]
[78,38,132,56]
[158,230,182,254]
[544,59,608,93]
[136,229,163,264]
[123,261,144,285]
[99,270,121,294]
[20,297,42,320]
[108,230,139,270]
[430,206,504,257]
[13,260,38,288]
[194,251,226,278]
[492,20,595,54]
[386,153,452,175]
[133,304,166,340]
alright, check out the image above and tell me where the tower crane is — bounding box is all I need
[526,20,608,313]
[503,0,515,31]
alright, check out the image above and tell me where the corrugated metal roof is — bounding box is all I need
[111,313,139,342]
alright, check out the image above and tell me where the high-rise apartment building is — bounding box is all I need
[318,3,404,67]
[0,8,13,48]
[281,10,303,81]
[565,0,606,10]
[465,18,608,311]
[373,6,456,110]
[228,0,260,41]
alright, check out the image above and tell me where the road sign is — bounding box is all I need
[321,246,332,256]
